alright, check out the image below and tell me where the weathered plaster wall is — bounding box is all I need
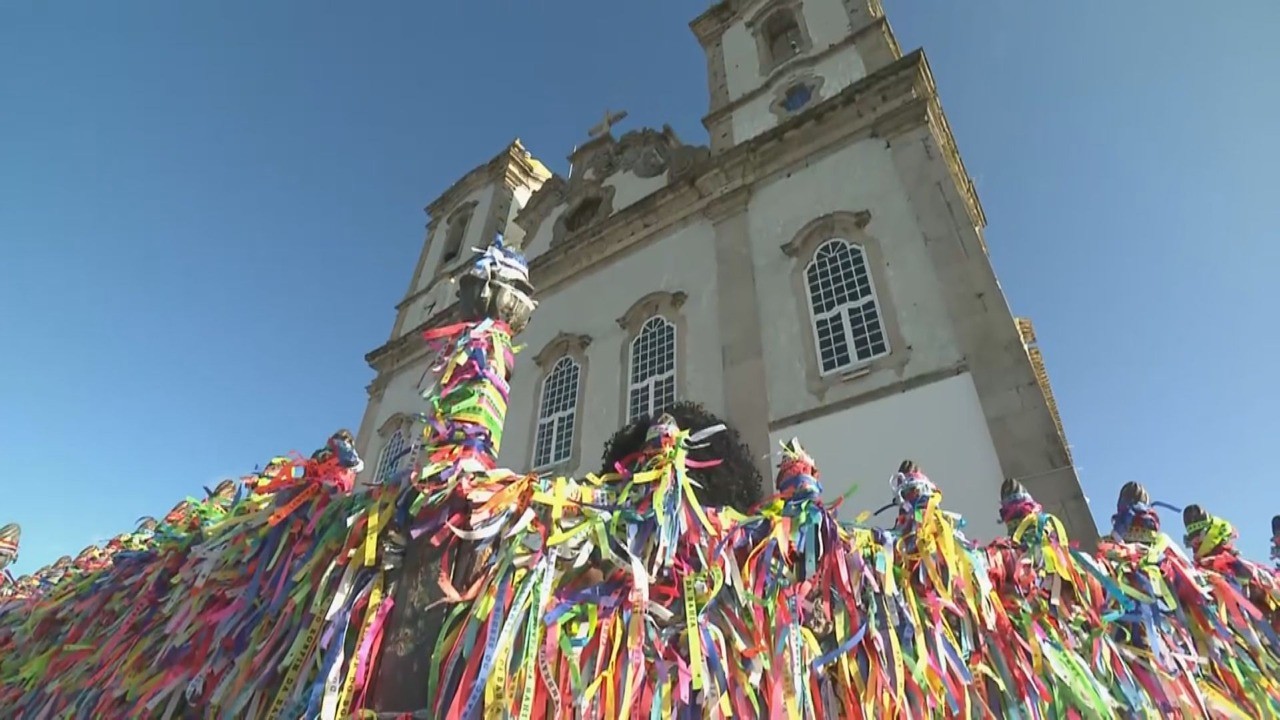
[414,184,496,297]
[771,372,1007,542]
[729,50,867,144]
[605,171,668,216]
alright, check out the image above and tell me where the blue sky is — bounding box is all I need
[2,0,1278,573]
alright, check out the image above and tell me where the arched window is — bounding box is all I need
[627,316,677,422]
[763,10,804,67]
[373,428,410,484]
[441,206,474,264]
[533,357,581,468]
[805,239,889,374]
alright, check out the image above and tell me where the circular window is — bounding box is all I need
[781,83,815,113]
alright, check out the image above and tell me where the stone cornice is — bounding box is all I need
[1016,317,1070,464]
[915,55,987,228]
[425,139,550,219]
[366,50,987,378]
[689,2,736,48]
[703,185,752,223]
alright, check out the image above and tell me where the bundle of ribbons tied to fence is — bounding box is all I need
[5,242,1280,718]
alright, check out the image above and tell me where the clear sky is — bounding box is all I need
[3,1,1278,574]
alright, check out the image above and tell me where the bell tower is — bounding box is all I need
[387,140,551,343]
[690,0,901,153]
[355,140,550,478]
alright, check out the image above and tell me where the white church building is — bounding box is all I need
[353,0,1098,544]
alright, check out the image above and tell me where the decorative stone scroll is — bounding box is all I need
[587,126,709,182]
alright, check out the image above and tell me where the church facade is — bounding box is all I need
[354,0,1097,544]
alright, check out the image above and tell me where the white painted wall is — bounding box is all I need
[606,171,667,215]
[498,219,725,477]
[747,139,963,421]
[504,185,535,250]
[770,372,1008,542]
[722,23,761,102]
[519,205,566,264]
[798,0,854,50]
[401,276,456,337]
[729,49,867,145]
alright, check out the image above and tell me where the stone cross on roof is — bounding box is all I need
[588,109,628,138]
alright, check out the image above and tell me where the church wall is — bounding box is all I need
[769,371,1007,542]
[504,185,535,250]
[518,205,566,264]
[722,24,762,103]
[497,219,724,477]
[729,50,867,146]
[799,0,855,50]
[604,171,667,217]
[413,183,498,298]
[747,139,964,421]
[400,278,454,339]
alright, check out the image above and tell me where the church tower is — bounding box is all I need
[357,1,1097,544]
[354,140,550,482]
[691,0,898,153]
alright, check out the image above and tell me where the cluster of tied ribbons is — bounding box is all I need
[5,287,1280,718]
[0,430,400,718]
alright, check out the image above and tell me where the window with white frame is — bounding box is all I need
[532,357,581,469]
[627,316,677,422]
[805,239,889,374]
[373,428,410,484]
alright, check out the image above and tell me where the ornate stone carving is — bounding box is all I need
[668,144,710,181]
[551,181,616,248]
[512,175,568,246]
[615,290,689,331]
[586,126,709,182]
[532,332,593,368]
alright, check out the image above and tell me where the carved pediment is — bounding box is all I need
[586,125,709,183]
[513,175,568,246]
[533,332,593,368]
[377,412,414,437]
[616,290,689,332]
